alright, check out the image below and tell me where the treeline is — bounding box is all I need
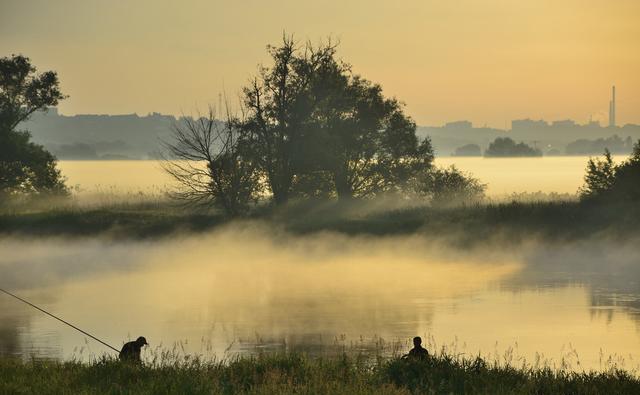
[566,135,634,155]
[453,138,542,157]
[453,135,636,157]
[162,38,484,216]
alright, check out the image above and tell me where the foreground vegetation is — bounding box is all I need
[2,353,638,395]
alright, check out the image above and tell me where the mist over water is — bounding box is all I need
[1,224,638,373]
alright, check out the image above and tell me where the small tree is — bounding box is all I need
[581,141,640,202]
[161,108,262,216]
[0,54,67,198]
[579,149,617,199]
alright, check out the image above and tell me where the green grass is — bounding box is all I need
[1,353,638,394]
[1,198,639,245]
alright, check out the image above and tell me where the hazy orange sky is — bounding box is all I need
[1,0,638,127]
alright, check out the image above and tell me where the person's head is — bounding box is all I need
[135,336,148,347]
[413,336,422,347]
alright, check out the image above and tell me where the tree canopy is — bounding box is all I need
[0,55,67,198]
[241,37,434,202]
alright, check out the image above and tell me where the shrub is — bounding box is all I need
[413,165,486,206]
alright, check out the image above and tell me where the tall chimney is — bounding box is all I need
[609,85,617,127]
[612,85,616,127]
[609,101,612,127]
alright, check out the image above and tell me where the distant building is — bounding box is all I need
[551,120,576,128]
[444,120,472,129]
[511,119,548,132]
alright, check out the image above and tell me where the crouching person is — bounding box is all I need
[119,336,148,362]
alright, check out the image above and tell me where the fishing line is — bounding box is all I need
[0,287,120,354]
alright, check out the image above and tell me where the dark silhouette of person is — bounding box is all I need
[403,336,429,360]
[119,336,148,362]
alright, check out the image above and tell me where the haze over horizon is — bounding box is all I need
[1,0,639,128]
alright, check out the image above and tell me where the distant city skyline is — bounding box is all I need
[17,81,639,130]
[43,106,637,129]
[2,0,639,128]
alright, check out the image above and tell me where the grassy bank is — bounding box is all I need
[1,198,639,244]
[1,353,638,395]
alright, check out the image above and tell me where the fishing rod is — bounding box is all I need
[0,287,120,354]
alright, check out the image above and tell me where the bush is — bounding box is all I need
[413,165,486,206]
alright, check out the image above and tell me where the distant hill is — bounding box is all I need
[21,108,178,159]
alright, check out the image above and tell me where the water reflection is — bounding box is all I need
[508,238,640,326]
[0,227,638,373]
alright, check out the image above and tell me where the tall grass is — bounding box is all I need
[2,351,638,394]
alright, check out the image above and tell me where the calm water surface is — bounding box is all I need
[57,156,629,199]
[1,227,639,373]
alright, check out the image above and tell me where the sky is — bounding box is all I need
[1,0,639,128]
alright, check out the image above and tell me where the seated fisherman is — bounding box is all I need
[403,336,429,360]
[119,336,148,362]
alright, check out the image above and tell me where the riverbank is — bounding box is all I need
[2,353,638,395]
[1,199,638,244]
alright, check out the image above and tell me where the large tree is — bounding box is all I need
[242,37,434,202]
[0,54,67,197]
